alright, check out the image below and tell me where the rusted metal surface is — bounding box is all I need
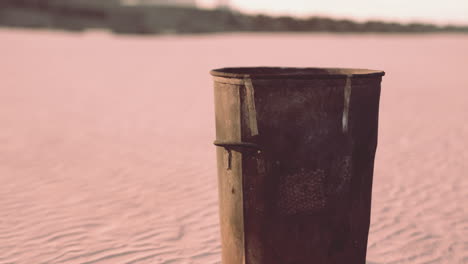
[212,67,385,264]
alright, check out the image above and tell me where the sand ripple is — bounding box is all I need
[0,29,467,264]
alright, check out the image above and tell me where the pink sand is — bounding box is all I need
[0,29,467,264]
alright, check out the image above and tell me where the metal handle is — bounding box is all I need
[213,140,261,170]
[213,140,261,150]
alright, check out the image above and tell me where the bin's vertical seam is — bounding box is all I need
[244,77,259,136]
[342,75,352,133]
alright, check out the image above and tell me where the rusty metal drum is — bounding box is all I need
[211,67,385,264]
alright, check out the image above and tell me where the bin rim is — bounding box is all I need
[210,67,385,79]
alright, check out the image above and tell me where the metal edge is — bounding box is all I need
[210,67,385,80]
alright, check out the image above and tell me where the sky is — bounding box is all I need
[197,0,468,26]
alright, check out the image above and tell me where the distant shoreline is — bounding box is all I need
[1,1,467,35]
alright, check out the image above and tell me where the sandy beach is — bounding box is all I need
[0,29,467,264]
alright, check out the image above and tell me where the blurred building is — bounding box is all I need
[120,0,197,7]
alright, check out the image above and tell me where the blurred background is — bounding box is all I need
[0,1,467,264]
[1,0,468,33]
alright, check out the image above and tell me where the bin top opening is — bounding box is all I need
[211,67,385,79]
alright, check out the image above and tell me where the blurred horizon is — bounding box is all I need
[198,0,468,26]
[1,0,467,34]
